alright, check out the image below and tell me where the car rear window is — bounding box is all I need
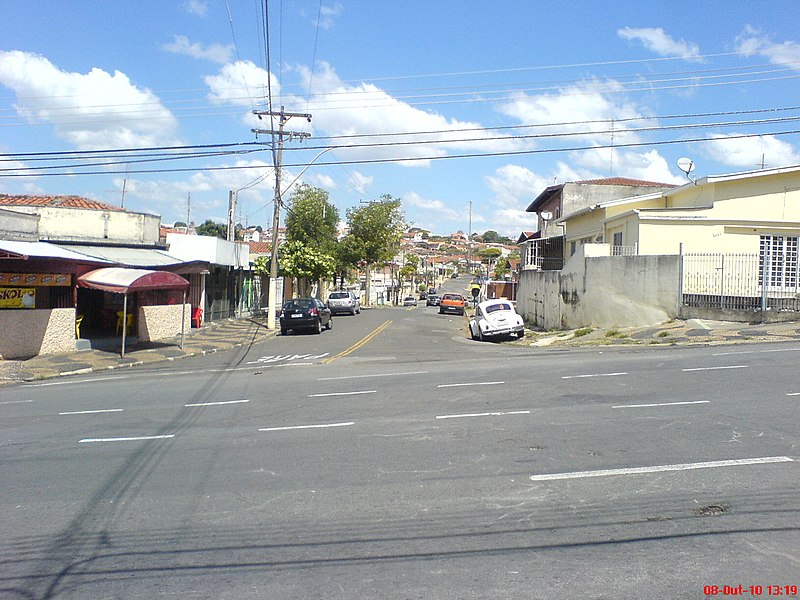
[284,299,314,310]
[485,303,512,313]
[329,292,349,299]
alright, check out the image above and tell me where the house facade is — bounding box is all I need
[521,178,678,270]
[517,165,800,330]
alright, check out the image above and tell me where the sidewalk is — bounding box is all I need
[518,318,800,348]
[0,316,277,385]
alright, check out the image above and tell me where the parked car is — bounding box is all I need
[438,293,467,315]
[402,295,417,307]
[469,299,524,341]
[426,294,440,306]
[279,298,332,335]
[327,290,361,315]
[419,292,428,300]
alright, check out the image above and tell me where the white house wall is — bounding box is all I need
[10,206,161,245]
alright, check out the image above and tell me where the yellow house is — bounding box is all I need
[561,164,800,258]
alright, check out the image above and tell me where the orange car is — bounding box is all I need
[438,293,467,315]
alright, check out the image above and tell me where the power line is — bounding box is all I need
[3,129,798,178]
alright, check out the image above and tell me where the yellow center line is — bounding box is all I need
[322,320,393,364]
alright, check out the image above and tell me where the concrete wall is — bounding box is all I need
[517,246,681,330]
[138,304,191,342]
[0,308,77,359]
[10,206,161,245]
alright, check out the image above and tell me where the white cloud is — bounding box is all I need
[499,79,649,148]
[736,26,800,70]
[163,35,233,64]
[484,164,550,209]
[183,0,208,17]
[347,171,372,195]
[572,148,684,184]
[317,3,343,29]
[618,27,702,61]
[404,191,462,221]
[289,62,518,167]
[205,60,279,107]
[699,134,800,169]
[0,51,180,150]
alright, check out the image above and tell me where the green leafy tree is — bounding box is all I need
[279,240,336,297]
[341,196,405,306]
[283,184,340,296]
[196,219,227,239]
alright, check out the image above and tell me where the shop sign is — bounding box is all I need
[0,273,70,286]
[0,288,36,308]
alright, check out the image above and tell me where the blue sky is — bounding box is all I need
[2,1,799,237]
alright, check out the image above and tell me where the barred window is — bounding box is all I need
[759,235,799,291]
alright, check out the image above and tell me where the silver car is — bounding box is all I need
[327,290,361,315]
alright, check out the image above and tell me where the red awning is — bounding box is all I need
[77,267,190,294]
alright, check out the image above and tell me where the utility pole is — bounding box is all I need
[252,106,312,329]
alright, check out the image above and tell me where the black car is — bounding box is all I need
[279,298,333,335]
[426,294,440,306]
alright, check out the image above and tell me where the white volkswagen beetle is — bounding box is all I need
[469,299,525,341]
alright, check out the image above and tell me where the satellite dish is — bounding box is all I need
[540,210,553,222]
[677,157,695,175]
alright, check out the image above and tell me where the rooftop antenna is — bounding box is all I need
[677,157,697,185]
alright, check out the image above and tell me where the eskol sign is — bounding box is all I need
[0,288,35,308]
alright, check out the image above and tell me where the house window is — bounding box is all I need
[570,241,577,256]
[760,235,799,290]
[612,231,623,256]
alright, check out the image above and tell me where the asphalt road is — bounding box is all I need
[1,280,799,599]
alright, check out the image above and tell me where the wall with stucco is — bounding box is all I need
[138,304,191,342]
[517,246,681,330]
[8,206,160,245]
[0,308,77,359]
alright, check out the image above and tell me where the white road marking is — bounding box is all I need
[562,372,627,379]
[712,347,800,356]
[318,370,429,381]
[682,365,748,372]
[308,390,376,398]
[529,456,794,482]
[436,410,531,420]
[60,409,124,415]
[0,399,34,405]
[79,434,175,444]
[788,392,800,396]
[24,375,129,388]
[185,399,250,407]
[437,381,505,388]
[259,421,355,432]
[612,400,710,409]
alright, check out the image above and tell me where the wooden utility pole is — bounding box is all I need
[251,106,312,329]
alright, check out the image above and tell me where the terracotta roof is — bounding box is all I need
[574,177,677,188]
[248,241,272,254]
[0,194,125,211]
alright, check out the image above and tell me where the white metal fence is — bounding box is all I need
[682,252,800,312]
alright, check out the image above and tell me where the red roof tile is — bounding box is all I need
[574,177,677,188]
[0,194,125,211]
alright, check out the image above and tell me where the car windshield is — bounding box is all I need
[484,303,512,313]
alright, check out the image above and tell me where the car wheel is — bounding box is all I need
[351,307,356,316]
[315,319,322,334]
[326,317,333,330]
[470,324,478,340]
[281,327,288,336]
[478,328,484,342]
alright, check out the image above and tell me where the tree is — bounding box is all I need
[341,196,405,306]
[283,184,340,296]
[173,221,187,228]
[196,219,227,239]
[278,240,336,297]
